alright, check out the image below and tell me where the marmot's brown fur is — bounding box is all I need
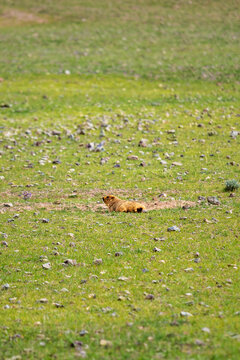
[103,195,146,213]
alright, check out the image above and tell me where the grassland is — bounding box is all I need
[0,1,240,359]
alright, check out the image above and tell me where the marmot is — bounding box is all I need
[103,195,146,213]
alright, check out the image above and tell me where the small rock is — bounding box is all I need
[172,162,183,167]
[204,218,211,224]
[158,193,167,198]
[52,159,61,164]
[195,339,205,346]
[63,259,77,266]
[208,131,217,136]
[52,130,61,136]
[207,196,220,205]
[79,330,88,336]
[160,160,167,165]
[230,131,239,139]
[71,341,83,348]
[182,204,191,210]
[42,262,51,270]
[1,241,8,247]
[167,226,180,232]
[93,258,102,265]
[202,327,211,333]
[9,297,17,302]
[42,218,49,223]
[138,139,148,147]
[100,339,112,347]
[3,203,13,207]
[153,247,161,252]
[145,294,154,300]
[1,283,10,290]
[154,237,165,241]
[100,157,109,165]
[38,298,48,303]
[53,303,64,308]
[115,252,123,257]
[180,311,193,317]
[118,276,128,281]
[127,155,139,160]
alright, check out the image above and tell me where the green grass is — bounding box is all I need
[0,1,240,359]
[0,0,240,81]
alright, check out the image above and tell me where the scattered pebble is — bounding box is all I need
[138,139,148,147]
[42,262,51,270]
[93,258,103,265]
[195,339,205,346]
[127,155,139,160]
[100,339,112,347]
[207,196,220,205]
[1,284,10,290]
[53,303,64,308]
[180,311,193,317]
[145,294,154,300]
[167,226,180,232]
[79,330,88,336]
[3,203,13,207]
[42,218,49,223]
[202,327,211,333]
[115,252,123,257]
[37,298,48,303]
[63,259,77,266]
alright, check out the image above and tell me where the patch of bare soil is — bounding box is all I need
[145,200,195,211]
[0,9,49,26]
[0,188,139,198]
[0,200,195,214]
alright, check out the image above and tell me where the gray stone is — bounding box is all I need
[207,196,220,205]
[167,226,180,232]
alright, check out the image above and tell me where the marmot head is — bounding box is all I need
[102,195,118,205]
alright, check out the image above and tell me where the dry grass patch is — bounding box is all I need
[0,9,50,27]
